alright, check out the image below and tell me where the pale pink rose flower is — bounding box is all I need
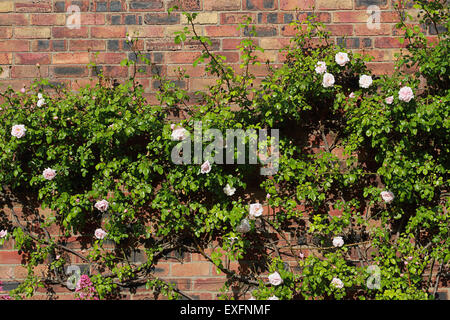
[380,190,395,203]
[331,277,344,289]
[299,252,305,259]
[170,124,176,130]
[332,236,344,248]
[53,116,59,120]
[223,184,236,196]
[266,193,271,199]
[11,124,27,138]
[398,86,414,102]
[268,295,279,300]
[55,255,60,260]
[268,271,283,286]
[171,127,189,141]
[37,99,46,107]
[349,92,355,98]
[359,75,373,88]
[200,160,211,174]
[335,52,350,66]
[322,72,335,88]
[94,228,107,240]
[0,230,7,238]
[249,203,263,218]
[20,87,26,94]
[42,168,56,180]
[94,199,109,212]
[385,96,394,104]
[315,61,327,74]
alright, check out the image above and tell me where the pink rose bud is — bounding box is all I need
[266,193,271,199]
[385,96,394,104]
[20,87,26,93]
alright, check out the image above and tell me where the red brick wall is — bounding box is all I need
[0,0,435,98]
[0,0,447,300]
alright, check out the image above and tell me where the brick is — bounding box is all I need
[166,278,191,291]
[355,24,392,35]
[11,65,48,78]
[15,0,52,13]
[334,11,370,23]
[221,13,257,24]
[0,266,14,280]
[53,52,89,64]
[222,38,243,50]
[244,26,278,37]
[317,0,353,10]
[181,12,218,24]
[166,51,201,64]
[93,53,126,64]
[337,37,372,49]
[280,0,314,10]
[129,0,164,11]
[144,13,179,25]
[259,38,290,50]
[124,15,141,25]
[184,39,220,51]
[31,14,66,25]
[15,27,51,40]
[0,14,29,25]
[80,14,106,25]
[326,24,353,36]
[15,53,50,65]
[0,251,23,264]
[375,37,407,48]
[355,0,388,9]
[366,62,395,75]
[204,0,240,11]
[167,0,201,11]
[0,27,12,38]
[146,39,182,51]
[0,53,12,64]
[110,1,123,12]
[244,0,278,10]
[128,26,164,38]
[171,262,210,276]
[0,1,14,12]
[296,12,331,23]
[51,66,88,78]
[95,65,127,77]
[152,263,170,276]
[190,78,216,91]
[205,26,240,37]
[52,26,89,38]
[193,278,226,291]
[95,1,108,12]
[91,26,126,38]
[69,40,105,51]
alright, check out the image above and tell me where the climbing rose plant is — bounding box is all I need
[0,0,448,300]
